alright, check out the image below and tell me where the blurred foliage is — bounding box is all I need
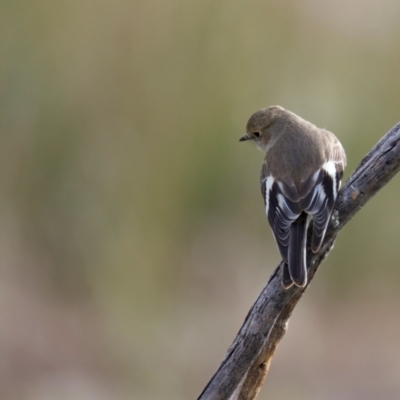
[1,0,400,399]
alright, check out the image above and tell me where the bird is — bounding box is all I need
[239,106,346,288]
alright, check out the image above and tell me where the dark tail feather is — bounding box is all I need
[282,262,294,289]
[288,214,308,287]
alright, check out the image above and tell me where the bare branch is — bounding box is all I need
[198,122,400,400]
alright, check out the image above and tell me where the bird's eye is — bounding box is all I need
[253,131,261,138]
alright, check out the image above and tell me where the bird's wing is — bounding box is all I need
[300,159,344,252]
[302,134,346,251]
[261,163,302,262]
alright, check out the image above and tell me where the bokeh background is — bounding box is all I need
[1,1,400,399]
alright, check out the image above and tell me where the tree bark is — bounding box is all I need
[198,122,400,400]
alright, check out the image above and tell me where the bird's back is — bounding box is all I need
[265,119,327,188]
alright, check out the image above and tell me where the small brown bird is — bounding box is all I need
[240,106,346,288]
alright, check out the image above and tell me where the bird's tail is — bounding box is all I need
[287,213,308,287]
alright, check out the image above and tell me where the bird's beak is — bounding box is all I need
[239,133,251,142]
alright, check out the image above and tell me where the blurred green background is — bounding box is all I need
[1,1,400,399]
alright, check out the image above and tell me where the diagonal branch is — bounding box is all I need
[198,122,400,400]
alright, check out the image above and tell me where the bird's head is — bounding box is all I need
[240,105,285,151]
